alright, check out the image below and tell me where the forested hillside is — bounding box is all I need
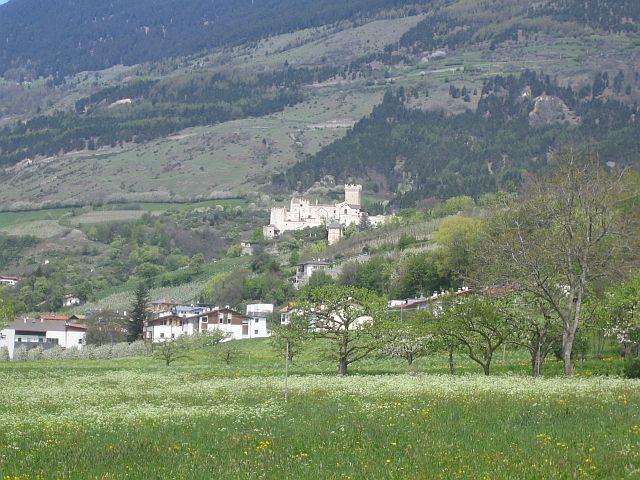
[0,72,305,167]
[398,0,639,56]
[0,0,425,79]
[285,71,640,205]
[0,0,638,209]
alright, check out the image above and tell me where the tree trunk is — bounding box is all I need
[532,348,541,377]
[483,362,490,376]
[448,349,455,375]
[532,335,543,377]
[562,330,575,376]
[338,341,348,376]
[338,356,348,376]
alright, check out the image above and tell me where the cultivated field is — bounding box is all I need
[78,256,251,313]
[0,343,638,479]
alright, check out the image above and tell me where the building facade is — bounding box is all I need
[264,184,384,244]
[0,317,87,359]
[0,276,19,287]
[144,305,271,342]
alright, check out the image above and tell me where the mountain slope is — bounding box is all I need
[0,0,426,78]
[0,0,638,210]
[285,71,640,205]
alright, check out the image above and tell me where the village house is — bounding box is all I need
[144,303,272,342]
[0,317,87,359]
[278,304,370,331]
[388,287,516,315]
[0,276,19,287]
[389,287,472,312]
[150,298,181,314]
[263,184,385,245]
[63,294,81,307]
[293,259,332,288]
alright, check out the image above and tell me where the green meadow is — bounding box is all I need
[1,340,638,479]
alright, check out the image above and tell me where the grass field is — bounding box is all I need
[0,198,246,235]
[0,340,638,479]
[0,208,72,229]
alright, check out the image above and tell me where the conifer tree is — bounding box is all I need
[128,283,150,342]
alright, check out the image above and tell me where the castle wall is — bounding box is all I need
[267,184,375,238]
[270,207,287,226]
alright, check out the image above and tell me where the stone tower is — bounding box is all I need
[344,184,362,209]
[327,223,342,245]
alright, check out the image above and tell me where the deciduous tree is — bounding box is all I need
[476,152,635,375]
[270,313,308,363]
[604,274,640,357]
[431,294,513,375]
[0,298,13,329]
[294,285,389,376]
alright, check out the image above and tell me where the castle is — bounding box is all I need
[263,185,384,244]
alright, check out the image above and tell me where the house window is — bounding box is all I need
[160,320,166,326]
[38,338,44,343]
[255,318,259,323]
[201,316,208,323]
[78,339,83,345]
[160,333,165,339]
[254,330,259,335]
[171,334,175,339]
[17,338,21,342]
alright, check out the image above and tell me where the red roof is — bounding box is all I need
[67,323,88,331]
[41,315,69,321]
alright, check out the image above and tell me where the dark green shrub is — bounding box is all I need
[623,358,640,379]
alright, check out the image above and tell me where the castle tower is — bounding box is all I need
[344,184,362,209]
[327,222,342,245]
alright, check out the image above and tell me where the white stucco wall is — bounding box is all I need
[0,328,15,358]
[46,330,86,349]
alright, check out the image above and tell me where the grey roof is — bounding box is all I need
[297,260,332,266]
[10,319,67,333]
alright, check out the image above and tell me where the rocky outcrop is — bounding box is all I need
[528,95,577,127]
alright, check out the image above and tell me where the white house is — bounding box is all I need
[293,260,332,288]
[144,305,272,342]
[63,294,81,307]
[0,317,87,359]
[245,304,272,338]
[0,276,19,287]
